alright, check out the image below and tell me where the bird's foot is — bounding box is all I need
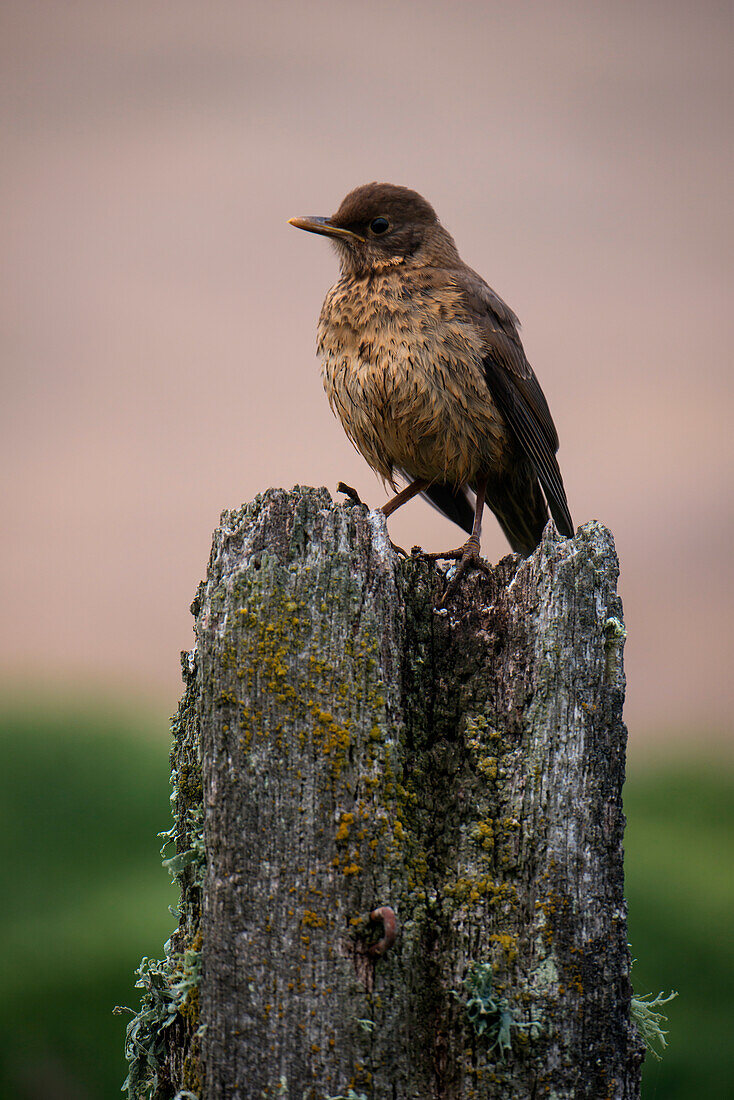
[338,481,407,556]
[337,481,364,506]
[412,536,491,606]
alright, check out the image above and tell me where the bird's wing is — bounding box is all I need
[396,469,475,535]
[458,271,574,538]
[420,482,475,535]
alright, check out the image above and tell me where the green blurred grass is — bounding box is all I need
[0,702,176,1100]
[625,760,734,1099]
[0,701,731,1099]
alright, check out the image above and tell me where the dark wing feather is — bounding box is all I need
[397,469,475,534]
[421,482,475,535]
[482,350,573,536]
[457,270,574,538]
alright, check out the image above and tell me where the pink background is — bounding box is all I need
[2,1,732,745]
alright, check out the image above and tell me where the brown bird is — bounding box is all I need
[289,183,573,587]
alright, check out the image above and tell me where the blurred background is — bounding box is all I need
[1,1,731,1097]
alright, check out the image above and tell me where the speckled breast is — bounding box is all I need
[317,268,508,487]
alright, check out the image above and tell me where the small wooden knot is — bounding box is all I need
[367,906,398,957]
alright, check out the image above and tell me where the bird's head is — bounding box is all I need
[289,182,459,273]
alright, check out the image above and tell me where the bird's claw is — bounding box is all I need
[336,482,406,555]
[411,538,490,606]
[337,481,364,506]
[390,541,408,557]
[438,546,490,606]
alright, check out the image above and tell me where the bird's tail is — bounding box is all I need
[485,471,550,557]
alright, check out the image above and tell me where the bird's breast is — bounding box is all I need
[317,272,509,486]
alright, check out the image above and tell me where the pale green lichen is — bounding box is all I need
[604,616,626,641]
[160,804,205,884]
[121,655,204,1098]
[117,945,202,1099]
[528,953,559,990]
[631,990,678,1061]
[460,962,528,1060]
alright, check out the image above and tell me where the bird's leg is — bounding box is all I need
[379,478,429,517]
[338,477,428,517]
[338,480,424,557]
[415,479,488,561]
[378,478,429,557]
[415,478,492,604]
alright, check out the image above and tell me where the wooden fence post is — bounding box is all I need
[124,485,644,1099]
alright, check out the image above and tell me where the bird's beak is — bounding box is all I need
[288,216,365,243]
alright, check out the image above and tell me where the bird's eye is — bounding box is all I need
[369,217,390,235]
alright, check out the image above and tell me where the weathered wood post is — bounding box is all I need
[124,486,644,1099]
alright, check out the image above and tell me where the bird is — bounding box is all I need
[289,183,573,592]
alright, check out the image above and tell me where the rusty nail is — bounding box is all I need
[367,906,398,957]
